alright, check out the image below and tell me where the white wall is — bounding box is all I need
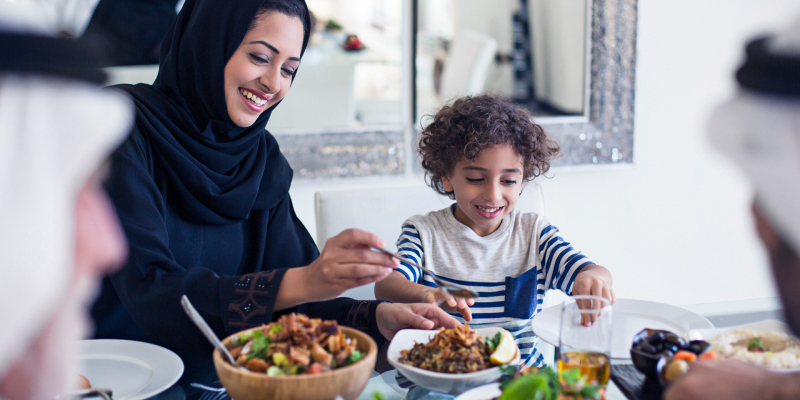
[288,0,800,309]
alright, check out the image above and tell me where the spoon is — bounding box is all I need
[369,246,479,298]
[180,295,244,369]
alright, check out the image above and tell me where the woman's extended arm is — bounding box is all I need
[104,129,397,350]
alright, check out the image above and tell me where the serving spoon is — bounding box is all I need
[180,295,246,370]
[369,246,479,299]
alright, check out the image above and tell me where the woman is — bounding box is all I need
[92,0,457,385]
[0,2,133,397]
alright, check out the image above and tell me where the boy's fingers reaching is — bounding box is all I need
[602,286,614,304]
[466,298,475,306]
[455,299,473,322]
[410,304,461,329]
[441,293,456,308]
[460,306,472,322]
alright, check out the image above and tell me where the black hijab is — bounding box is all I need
[116,0,310,225]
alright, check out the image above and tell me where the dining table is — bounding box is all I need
[136,297,785,400]
[146,366,630,400]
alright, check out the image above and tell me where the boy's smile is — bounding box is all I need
[442,144,525,236]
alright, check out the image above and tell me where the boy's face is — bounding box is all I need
[442,144,524,237]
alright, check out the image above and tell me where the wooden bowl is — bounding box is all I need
[213,326,377,400]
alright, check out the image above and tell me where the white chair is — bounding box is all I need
[439,30,499,102]
[314,182,546,300]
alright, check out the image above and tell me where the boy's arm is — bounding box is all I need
[375,271,475,321]
[375,270,431,303]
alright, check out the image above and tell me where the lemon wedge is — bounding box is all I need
[490,329,517,365]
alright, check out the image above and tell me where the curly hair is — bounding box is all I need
[419,95,560,199]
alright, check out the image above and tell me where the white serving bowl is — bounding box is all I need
[387,326,520,395]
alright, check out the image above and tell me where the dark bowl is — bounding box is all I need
[630,328,674,376]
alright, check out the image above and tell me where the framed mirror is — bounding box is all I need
[99,0,636,177]
[278,0,636,178]
[415,0,590,121]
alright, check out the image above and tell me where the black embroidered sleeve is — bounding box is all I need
[298,298,388,347]
[222,269,286,335]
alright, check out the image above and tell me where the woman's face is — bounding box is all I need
[224,11,304,127]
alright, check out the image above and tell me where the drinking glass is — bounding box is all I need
[558,295,612,386]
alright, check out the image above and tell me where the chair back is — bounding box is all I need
[315,182,546,300]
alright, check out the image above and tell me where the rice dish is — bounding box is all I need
[709,329,800,369]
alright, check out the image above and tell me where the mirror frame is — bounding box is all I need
[275,0,636,179]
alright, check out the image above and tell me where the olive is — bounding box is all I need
[656,342,679,354]
[664,335,688,349]
[688,340,711,355]
[639,343,658,354]
[648,332,666,346]
[663,359,689,383]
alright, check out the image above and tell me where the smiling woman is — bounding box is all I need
[91,0,460,392]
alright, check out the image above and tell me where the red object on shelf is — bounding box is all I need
[343,34,364,51]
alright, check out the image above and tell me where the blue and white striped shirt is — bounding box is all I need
[394,205,592,367]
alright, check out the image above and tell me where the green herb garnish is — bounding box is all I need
[748,337,766,352]
[499,367,559,400]
[485,331,503,352]
[498,367,603,400]
[348,350,365,365]
[371,392,386,400]
[269,325,283,335]
[247,330,272,360]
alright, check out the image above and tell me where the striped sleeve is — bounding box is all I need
[538,224,593,294]
[394,221,423,283]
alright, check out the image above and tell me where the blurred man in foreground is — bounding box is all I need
[0,1,134,398]
[665,15,800,400]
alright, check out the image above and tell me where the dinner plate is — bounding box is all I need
[387,327,520,395]
[531,298,714,359]
[77,339,184,400]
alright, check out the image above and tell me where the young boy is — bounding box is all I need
[375,95,614,366]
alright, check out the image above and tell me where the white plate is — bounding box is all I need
[531,298,714,359]
[77,339,184,400]
[387,327,520,395]
[454,383,501,400]
[688,319,800,372]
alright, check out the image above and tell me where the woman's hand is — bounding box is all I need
[308,228,397,299]
[572,264,614,326]
[276,229,396,309]
[421,288,475,321]
[375,303,461,340]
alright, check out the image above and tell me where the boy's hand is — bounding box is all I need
[422,288,475,322]
[572,264,614,326]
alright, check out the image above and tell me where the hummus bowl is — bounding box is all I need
[688,319,800,371]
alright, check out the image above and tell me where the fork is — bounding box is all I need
[369,246,479,298]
